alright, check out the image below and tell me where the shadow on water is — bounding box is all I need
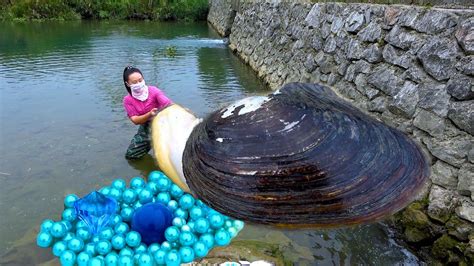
[127,154,156,178]
[0,20,419,265]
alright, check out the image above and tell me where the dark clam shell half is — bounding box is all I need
[183,83,429,227]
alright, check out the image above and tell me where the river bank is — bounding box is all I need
[0,0,208,21]
[208,0,474,264]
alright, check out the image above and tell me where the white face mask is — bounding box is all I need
[130,80,148,101]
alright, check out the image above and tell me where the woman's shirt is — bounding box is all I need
[123,86,172,118]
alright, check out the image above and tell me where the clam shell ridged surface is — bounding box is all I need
[183,83,429,227]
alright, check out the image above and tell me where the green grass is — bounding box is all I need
[0,0,209,21]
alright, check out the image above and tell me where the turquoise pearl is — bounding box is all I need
[84,242,96,256]
[125,231,141,248]
[99,227,114,240]
[100,187,111,196]
[195,199,206,208]
[156,192,170,204]
[111,235,126,250]
[62,221,73,232]
[112,179,127,191]
[122,189,137,205]
[133,201,143,209]
[36,231,53,248]
[154,250,166,264]
[165,250,181,266]
[193,241,208,258]
[52,241,67,256]
[50,222,67,238]
[209,213,224,229]
[134,188,143,195]
[114,222,129,235]
[178,194,195,210]
[130,177,145,189]
[147,243,160,254]
[76,252,91,266]
[62,232,74,242]
[138,253,153,266]
[167,200,179,211]
[172,217,185,227]
[187,221,195,231]
[189,207,203,220]
[134,243,147,254]
[59,250,76,266]
[146,182,159,195]
[109,214,122,227]
[120,207,134,222]
[109,188,122,201]
[96,240,112,255]
[119,247,134,257]
[105,252,119,266]
[169,184,183,199]
[164,226,180,242]
[133,254,140,264]
[67,237,84,252]
[92,235,101,243]
[174,208,188,219]
[64,194,79,208]
[156,178,171,192]
[181,224,192,232]
[88,257,105,266]
[224,220,233,228]
[76,228,91,241]
[76,220,87,229]
[40,219,54,233]
[179,246,195,263]
[118,255,133,266]
[138,188,153,204]
[194,218,210,234]
[227,227,238,237]
[160,241,171,251]
[181,225,192,232]
[214,229,231,246]
[148,171,166,181]
[233,220,245,231]
[179,231,195,246]
[199,234,214,249]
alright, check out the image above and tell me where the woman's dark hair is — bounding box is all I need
[123,66,143,94]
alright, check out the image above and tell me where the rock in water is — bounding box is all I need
[181,83,429,227]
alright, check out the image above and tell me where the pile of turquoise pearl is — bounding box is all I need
[36,171,245,266]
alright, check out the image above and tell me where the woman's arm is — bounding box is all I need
[129,108,158,125]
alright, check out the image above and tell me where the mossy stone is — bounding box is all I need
[199,240,292,265]
[400,203,430,229]
[404,227,430,243]
[446,216,473,241]
[432,234,459,259]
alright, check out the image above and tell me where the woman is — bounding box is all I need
[122,66,172,160]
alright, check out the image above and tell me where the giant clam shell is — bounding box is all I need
[183,83,429,227]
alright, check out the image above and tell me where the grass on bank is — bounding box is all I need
[0,0,209,21]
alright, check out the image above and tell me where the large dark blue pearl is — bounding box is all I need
[131,203,173,245]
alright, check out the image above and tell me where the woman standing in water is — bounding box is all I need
[122,66,172,159]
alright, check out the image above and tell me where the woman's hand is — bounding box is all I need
[129,108,159,125]
[150,108,159,116]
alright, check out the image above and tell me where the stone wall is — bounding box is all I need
[208,0,474,264]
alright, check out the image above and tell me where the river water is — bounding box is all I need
[0,21,419,265]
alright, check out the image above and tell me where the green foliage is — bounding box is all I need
[165,45,178,57]
[5,0,80,20]
[1,0,209,21]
